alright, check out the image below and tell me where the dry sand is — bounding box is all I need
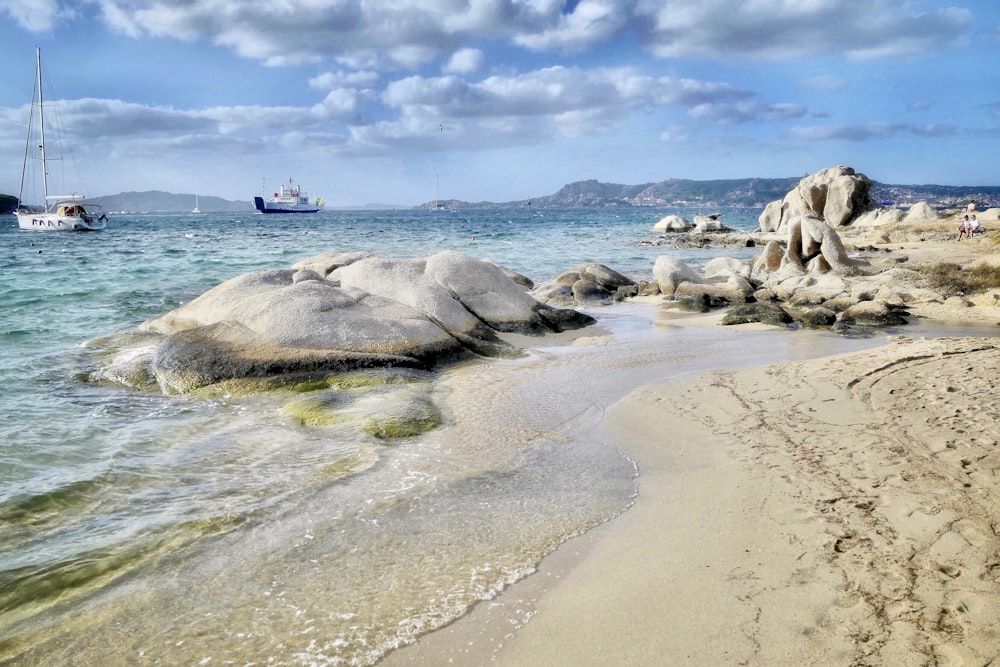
[383,227,1000,666]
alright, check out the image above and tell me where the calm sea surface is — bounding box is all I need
[0,207,917,664]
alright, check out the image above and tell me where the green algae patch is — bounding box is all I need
[193,368,434,399]
[363,412,441,439]
[280,384,443,439]
[314,450,379,482]
[194,375,302,398]
[354,390,442,439]
[280,393,352,427]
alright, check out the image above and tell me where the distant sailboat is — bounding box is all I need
[192,192,201,214]
[434,173,446,210]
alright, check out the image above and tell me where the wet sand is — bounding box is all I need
[497,336,1000,665]
[385,335,1000,666]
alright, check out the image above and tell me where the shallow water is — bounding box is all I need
[0,207,961,664]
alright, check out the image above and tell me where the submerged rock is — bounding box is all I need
[280,384,441,439]
[720,303,794,327]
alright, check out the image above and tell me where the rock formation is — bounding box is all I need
[88,251,595,394]
[652,214,691,232]
[902,201,940,222]
[759,166,874,233]
[692,213,729,232]
[533,263,639,306]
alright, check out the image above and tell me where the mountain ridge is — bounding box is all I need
[6,177,1000,214]
[425,177,1000,210]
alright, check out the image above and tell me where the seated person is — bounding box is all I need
[958,215,971,240]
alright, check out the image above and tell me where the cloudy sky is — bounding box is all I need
[1,1,998,207]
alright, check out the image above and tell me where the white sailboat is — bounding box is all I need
[15,46,106,232]
[192,193,201,214]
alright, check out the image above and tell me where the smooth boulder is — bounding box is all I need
[95,252,595,394]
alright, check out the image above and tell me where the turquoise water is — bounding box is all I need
[0,206,863,665]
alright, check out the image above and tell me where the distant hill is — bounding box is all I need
[86,191,251,213]
[420,177,1000,210]
[421,177,801,209]
[0,193,17,213]
[6,177,1000,215]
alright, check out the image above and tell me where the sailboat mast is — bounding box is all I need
[35,46,50,208]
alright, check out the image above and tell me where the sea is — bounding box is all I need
[0,206,967,665]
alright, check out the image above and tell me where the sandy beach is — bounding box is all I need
[383,231,1000,665]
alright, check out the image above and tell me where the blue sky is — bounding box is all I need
[1,0,999,207]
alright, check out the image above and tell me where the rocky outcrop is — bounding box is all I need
[652,214,691,232]
[903,201,940,222]
[653,256,703,295]
[759,166,874,233]
[852,207,905,228]
[780,215,855,276]
[693,213,729,232]
[88,251,595,394]
[647,216,932,331]
[533,263,638,306]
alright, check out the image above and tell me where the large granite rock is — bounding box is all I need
[781,215,855,276]
[652,256,702,295]
[759,166,873,233]
[91,251,595,394]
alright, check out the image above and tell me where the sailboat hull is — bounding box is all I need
[17,212,107,232]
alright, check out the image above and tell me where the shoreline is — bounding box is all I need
[383,335,1000,665]
[380,219,1000,665]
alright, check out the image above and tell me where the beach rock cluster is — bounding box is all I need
[652,212,733,234]
[86,251,595,396]
[648,211,921,329]
[621,165,1000,330]
[533,262,648,306]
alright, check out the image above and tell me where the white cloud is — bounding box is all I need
[634,0,972,60]
[514,0,633,51]
[309,70,380,90]
[84,0,974,70]
[381,67,769,127]
[443,48,485,74]
[689,101,807,124]
[0,0,67,32]
[312,88,376,123]
[787,122,959,141]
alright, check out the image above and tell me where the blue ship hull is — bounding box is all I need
[253,196,322,214]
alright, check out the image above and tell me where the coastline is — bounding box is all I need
[384,335,1000,666]
[497,336,1000,665]
[382,232,1000,665]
